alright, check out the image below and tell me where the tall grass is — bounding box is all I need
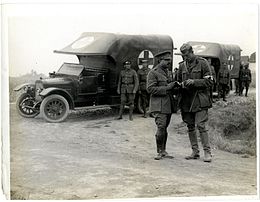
[208,96,256,156]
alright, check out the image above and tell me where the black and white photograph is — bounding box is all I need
[1,0,259,200]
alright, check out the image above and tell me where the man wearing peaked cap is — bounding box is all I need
[116,60,139,121]
[177,43,213,163]
[147,50,177,160]
[154,51,172,60]
[180,43,193,56]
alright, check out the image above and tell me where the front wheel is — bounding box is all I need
[40,94,69,123]
[16,93,40,118]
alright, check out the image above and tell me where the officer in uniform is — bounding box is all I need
[117,61,139,120]
[177,43,213,163]
[239,62,251,97]
[147,51,177,160]
[217,63,230,102]
[137,60,151,118]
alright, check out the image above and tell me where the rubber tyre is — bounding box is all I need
[40,94,69,123]
[16,93,39,118]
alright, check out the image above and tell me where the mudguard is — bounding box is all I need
[39,87,75,109]
[13,83,35,91]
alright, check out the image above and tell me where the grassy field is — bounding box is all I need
[208,93,256,156]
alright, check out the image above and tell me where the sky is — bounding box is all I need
[3,2,258,76]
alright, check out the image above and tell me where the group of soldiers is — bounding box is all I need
[116,43,251,163]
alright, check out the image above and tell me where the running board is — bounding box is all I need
[74,104,120,111]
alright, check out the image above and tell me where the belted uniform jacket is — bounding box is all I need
[147,65,173,114]
[137,67,150,91]
[217,68,230,85]
[177,57,213,112]
[240,68,251,82]
[117,68,139,94]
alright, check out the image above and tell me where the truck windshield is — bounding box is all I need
[57,63,84,76]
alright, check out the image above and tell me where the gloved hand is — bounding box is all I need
[182,79,194,88]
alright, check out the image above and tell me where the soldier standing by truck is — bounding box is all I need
[217,63,230,102]
[177,43,213,163]
[239,62,251,97]
[116,61,139,121]
[147,51,177,160]
[137,60,151,118]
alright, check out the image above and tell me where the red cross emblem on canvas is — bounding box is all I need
[138,50,154,69]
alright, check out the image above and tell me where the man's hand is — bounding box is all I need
[166,82,176,90]
[183,79,194,87]
[117,89,120,94]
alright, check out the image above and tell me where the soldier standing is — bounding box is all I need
[240,62,251,96]
[116,61,139,121]
[235,63,243,95]
[177,44,213,163]
[137,60,151,118]
[217,63,230,102]
[147,51,177,160]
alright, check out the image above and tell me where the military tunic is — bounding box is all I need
[177,57,213,113]
[117,68,139,106]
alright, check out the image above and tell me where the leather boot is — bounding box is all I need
[185,131,200,160]
[162,131,167,153]
[200,131,212,162]
[245,88,248,97]
[143,107,147,118]
[223,93,227,102]
[161,131,173,158]
[203,150,212,162]
[154,129,164,160]
[129,105,134,121]
[116,105,124,119]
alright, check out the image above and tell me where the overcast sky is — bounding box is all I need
[4,2,258,76]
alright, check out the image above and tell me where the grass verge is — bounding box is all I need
[208,94,256,156]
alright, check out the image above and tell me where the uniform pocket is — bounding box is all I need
[191,70,202,79]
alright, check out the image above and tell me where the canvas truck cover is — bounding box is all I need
[54,32,174,89]
[187,41,242,78]
[54,32,173,69]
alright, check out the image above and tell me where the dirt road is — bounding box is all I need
[10,93,257,200]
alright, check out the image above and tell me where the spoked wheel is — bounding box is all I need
[40,94,69,123]
[16,93,40,118]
